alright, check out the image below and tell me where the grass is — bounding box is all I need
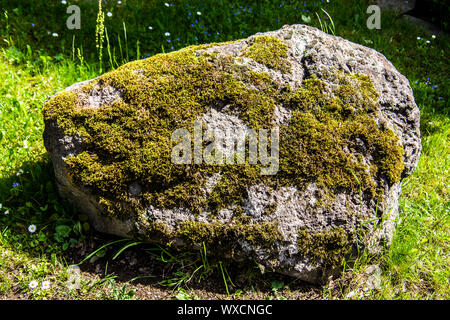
[0,0,448,300]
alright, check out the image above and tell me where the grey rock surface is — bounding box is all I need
[43,25,421,283]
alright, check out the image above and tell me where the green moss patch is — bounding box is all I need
[280,76,404,196]
[297,227,354,267]
[176,218,282,250]
[243,35,291,72]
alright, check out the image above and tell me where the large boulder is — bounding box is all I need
[42,24,421,283]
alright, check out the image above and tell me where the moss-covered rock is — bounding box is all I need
[43,25,421,283]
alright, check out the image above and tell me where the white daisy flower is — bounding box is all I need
[107,12,112,17]
[28,280,38,289]
[41,281,51,290]
[148,26,153,30]
[61,0,67,4]
[52,33,59,37]
[28,224,37,233]
[165,2,169,7]
[117,0,122,4]
[197,11,201,15]
[431,35,436,39]
[164,32,170,36]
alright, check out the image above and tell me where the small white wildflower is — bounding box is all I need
[148,26,153,30]
[41,281,51,290]
[61,0,67,4]
[0,203,2,209]
[28,280,38,289]
[4,210,9,215]
[52,32,59,37]
[197,11,201,15]
[165,2,169,7]
[432,35,436,39]
[117,0,122,4]
[426,40,430,44]
[417,36,421,40]
[107,12,112,17]
[164,32,170,36]
[28,224,37,233]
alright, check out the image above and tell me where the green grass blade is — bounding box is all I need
[77,238,130,265]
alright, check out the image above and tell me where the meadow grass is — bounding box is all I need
[0,0,448,299]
